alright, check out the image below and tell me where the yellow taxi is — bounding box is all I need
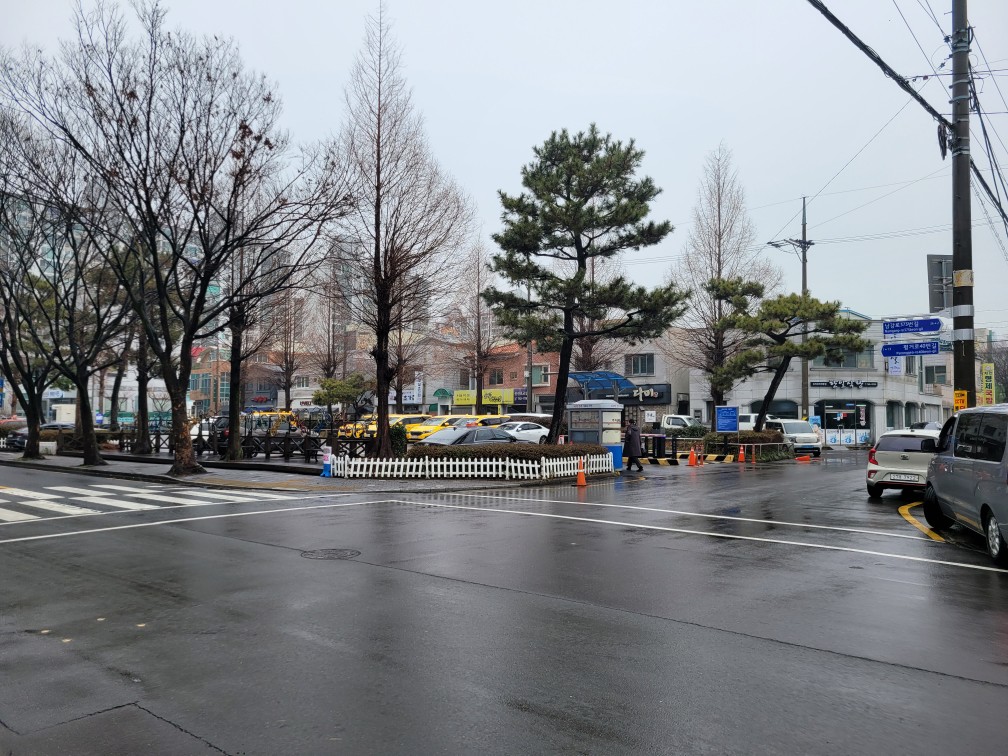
[450,414,510,428]
[407,415,477,442]
[362,414,431,438]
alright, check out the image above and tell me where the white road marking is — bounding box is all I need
[0,499,371,545]
[449,493,931,542]
[16,500,101,516]
[103,492,214,506]
[404,500,1008,574]
[69,497,158,511]
[163,491,277,503]
[0,487,62,500]
[0,508,39,522]
[89,484,177,494]
[0,491,347,526]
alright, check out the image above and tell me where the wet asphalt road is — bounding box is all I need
[2,454,1008,754]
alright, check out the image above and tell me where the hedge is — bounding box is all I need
[406,441,607,461]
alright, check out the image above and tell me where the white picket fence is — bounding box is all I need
[328,453,614,480]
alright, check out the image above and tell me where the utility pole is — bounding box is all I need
[769,196,815,419]
[951,0,976,406]
[526,281,534,413]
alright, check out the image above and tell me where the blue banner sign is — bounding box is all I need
[880,341,940,357]
[882,317,942,335]
[715,405,739,433]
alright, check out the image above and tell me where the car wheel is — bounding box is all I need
[866,482,884,499]
[984,510,1008,567]
[812,449,821,458]
[922,486,953,530]
[538,436,546,444]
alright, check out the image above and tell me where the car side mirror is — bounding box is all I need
[921,438,937,453]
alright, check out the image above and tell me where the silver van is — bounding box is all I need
[924,405,1008,566]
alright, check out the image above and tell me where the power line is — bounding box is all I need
[916,0,945,35]
[892,0,945,84]
[809,165,948,230]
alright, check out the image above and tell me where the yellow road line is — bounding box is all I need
[899,501,945,542]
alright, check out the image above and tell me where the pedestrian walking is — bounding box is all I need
[624,418,644,472]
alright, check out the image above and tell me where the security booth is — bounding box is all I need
[566,399,624,470]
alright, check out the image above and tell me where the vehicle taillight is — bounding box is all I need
[868,447,877,465]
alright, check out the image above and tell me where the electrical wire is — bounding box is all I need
[916,0,945,36]
[809,165,948,230]
[892,0,945,85]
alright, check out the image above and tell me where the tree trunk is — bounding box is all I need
[546,313,576,443]
[756,356,793,431]
[226,319,245,461]
[475,369,484,415]
[394,373,404,413]
[20,398,45,460]
[134,334,152,455]
[108,337,130,431]
[75,365,106,466]
[167,387,203,476]
[372,330,392,458]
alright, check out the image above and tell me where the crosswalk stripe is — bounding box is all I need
[0,508,39,522]
[89,484,173,494]
[168,491,264,502]
[111,492,213,506]
[0,487,62,500]
[69,497,158,511]
[17,500,101,516]
[46,486,128,496]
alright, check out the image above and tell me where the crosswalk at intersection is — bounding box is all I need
[0,483,296,523]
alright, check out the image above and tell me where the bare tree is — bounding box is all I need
[338,7,472,457]
[304,255,351,381]
[438,243,502,413]
[266,291,309,411]
[661,144,781,405]
[990,342,1008,402]
[0,2,350,475]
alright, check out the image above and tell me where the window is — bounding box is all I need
[955,413,982,458]
[904,356,916,375]
[924,365,947,385]
[294,376,310,389]
[459,369,470,388]
[813,347,874,369]
[489,369,504,386]
[977,413,1007,463]
[510,371,517,381]
[531,365,550,386]
[625,354,654,376]
[200,374,211,393]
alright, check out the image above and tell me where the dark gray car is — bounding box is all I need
[924,406,1008,565]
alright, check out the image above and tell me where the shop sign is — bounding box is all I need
[590,383,670,405]
[954,390,968,411]
[979,363,995,406]
[810,380,878,389]
[453,388,515,406]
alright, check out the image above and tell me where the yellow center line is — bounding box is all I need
[899,501,945,542]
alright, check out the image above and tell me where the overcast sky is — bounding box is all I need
[5,0,1008,337]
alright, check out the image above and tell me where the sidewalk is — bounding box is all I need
[0,449,578,493]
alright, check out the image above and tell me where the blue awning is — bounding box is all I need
[567,371,636,392]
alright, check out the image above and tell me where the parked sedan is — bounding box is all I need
[498,421,549,444]
[414,427,521,446]
[866,428,940,498]
[6,422,75,450]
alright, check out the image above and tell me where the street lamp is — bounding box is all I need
[768,196,815,420]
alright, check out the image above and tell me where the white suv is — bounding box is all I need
[764,419,823,457]
[866,428,940,498]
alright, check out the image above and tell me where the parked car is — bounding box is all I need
[450,414,510,428]
[924,407,1008,566]
[414,427,521,446]
[660,414,705,431]
[764,419,823,457]
[407,415,474,442]
[865,428,940,498]
[498,421,549,444]
[5,422,75,450]
[361,414,431,438]
[909,421,941,430]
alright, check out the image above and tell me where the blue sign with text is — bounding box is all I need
[715,405,739,433]
[882,317,942,335]
[880,341,940,357]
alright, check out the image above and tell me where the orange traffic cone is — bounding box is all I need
[738,445,746,463]
[796,455,811,463]
[687,447,697,466]
[575,457,587,486]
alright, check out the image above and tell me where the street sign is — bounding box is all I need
[880,341,939,357]
[882,317,943,336]
[715,405,739,433]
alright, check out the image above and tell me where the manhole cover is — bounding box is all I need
[300,549,361,560]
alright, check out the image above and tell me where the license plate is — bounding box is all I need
[889,473,919,482]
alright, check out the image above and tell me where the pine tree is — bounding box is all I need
[484,125,688,442]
